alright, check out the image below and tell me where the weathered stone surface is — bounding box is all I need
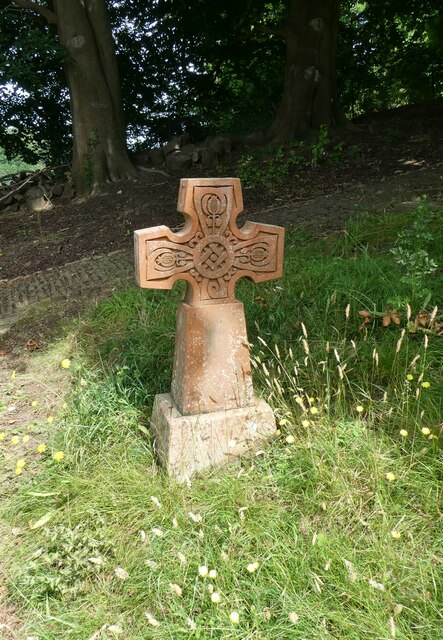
[163,134,190,157]
[166,151,193,172]
[171,301,253,415]
[150,393,276,479]
[134,178,285,477]
[206,135,232,156]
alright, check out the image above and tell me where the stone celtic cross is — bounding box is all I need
[135,178,284,478]
[135,178,284,304]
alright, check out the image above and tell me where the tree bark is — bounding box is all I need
[266,0,348,143]
[51,0,137,194]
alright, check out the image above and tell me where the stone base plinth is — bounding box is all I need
[150,393,276,479]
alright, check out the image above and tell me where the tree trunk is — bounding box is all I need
[267,0,348,143]
[53,0,137,194]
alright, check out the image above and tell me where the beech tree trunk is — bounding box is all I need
[267,0,348,142]
[14,0,137,195]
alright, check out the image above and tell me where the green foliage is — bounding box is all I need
[310,124,330,166]
[237,142,302,188]
[21,513,112,600]
[1,205,442,638]
[0,146,42,179]
[389,199,440,307]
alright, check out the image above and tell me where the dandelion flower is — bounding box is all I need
[198,565,208,577]
[247,561,259,573]
[421,427,431,436]
[16,459,26,469]
[399,429,408,437]
[31,400,39,407]
[275,429,281,437]
[391,530,401,539]
[37,443,46,453]
[47,416,54,424]
[52,451,65,461]
[144,612,160,627]
[60,359,71,369]
[208,569,217,579]
[356,405,364,413]
[302,419,310,428]
[421,381,431,388]
[386,472,396,482]
[295,397,304,405]
[11,370,17,379]
[169,583,183,596]
[406,374,414,381]
[0,432,6,441]
[11,436,20,445]
[288,612,299,624]
[229,611,240,624]
[285,435,295,444]
[279,418,290,426]
[15,467,23,475]
[22,435,30,443]
[211,592,221,603]
[114,567,129,580]
[310,407,319,415]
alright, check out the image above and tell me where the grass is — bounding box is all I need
[1,202,442,639]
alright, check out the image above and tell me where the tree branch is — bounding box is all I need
[12,0,58,24]
[254,24,285,39]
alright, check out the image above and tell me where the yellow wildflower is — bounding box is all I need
[22,435,30,443]
[31,400,39,407]
[198,565,208,577]
[421,427,431,436]
[60,359,71,369]
[229,611,240,624]
[275,429,281,437]
[11,370,16,379]
[285,435,295,444]
[0,432,6,441]
[310,407,319,415]
[295,397,304,405]
[421,381,430,388]
[391,530,401,539]
[247,561,259,573]
[47,416,54,424]
[11,436,20,445]
[406,374,414,381]
[302,419,310,428]
[279,418,290,426]
[15,467,23,475]
[386,472,396,482]
[16,459,26,469]
[37,443,47,454]
[356,405,364,413]
[52,451,65,461]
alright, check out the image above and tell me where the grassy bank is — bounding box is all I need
[1,202,442,639]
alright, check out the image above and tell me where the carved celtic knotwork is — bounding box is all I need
[134,178,284,304]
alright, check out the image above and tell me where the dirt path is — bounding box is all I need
[1,161,441,342]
